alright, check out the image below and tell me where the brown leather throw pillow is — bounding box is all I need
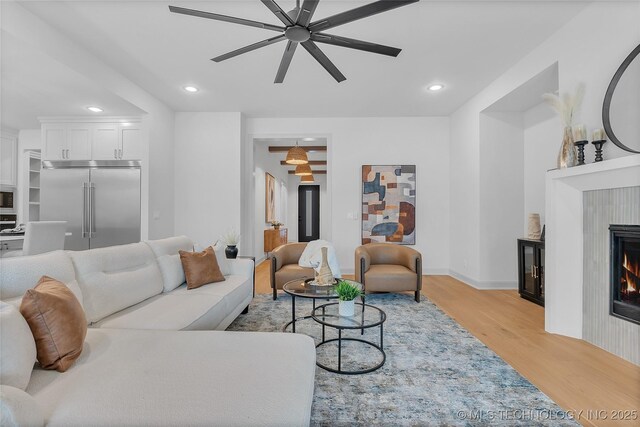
[19,276,87,372]
[179,246,225,290]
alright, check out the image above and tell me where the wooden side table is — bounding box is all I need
[264,228,287,253]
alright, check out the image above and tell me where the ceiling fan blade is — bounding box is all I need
[260,0,295,26]
[308,0,419,32]
[169,5,285,32]
[274,41,299,83]
[296,0,320,27]
[212,34,287,62]
[311,33,401,57]
[301,40,346,82]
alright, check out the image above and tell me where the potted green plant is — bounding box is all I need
[334,280,363,317]
[270,221,283,230]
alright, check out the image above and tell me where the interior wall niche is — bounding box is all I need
[477,63,559,285]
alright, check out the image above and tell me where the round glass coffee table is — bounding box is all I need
[282,278,338,333]
[312,302,386,375]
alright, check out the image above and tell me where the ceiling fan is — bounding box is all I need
[169,0,419,83]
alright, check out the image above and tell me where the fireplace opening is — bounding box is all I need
[610,225,640,324]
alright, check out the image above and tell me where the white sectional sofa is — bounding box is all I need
[0,236,316,427]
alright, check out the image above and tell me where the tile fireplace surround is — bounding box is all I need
[546,154,640,364]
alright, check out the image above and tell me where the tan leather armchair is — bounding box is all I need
[270,243,315,300]
[355,243,422,302]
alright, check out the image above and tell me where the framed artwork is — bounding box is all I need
[362,165,416,245]
[265,172,276,222]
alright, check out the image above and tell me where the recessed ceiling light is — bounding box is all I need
[87,106,103,113]
[427,84,444,92]
[183,86,199,93]
[302,137,315,142]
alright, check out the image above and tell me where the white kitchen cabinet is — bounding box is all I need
[43,124,91,160]
[43,125,66,160]
[66,126,91,160]
[119,125,144,160]
[0,133,17,186]
[92,124,143,160]
[42,120,142,161]
[92,124,120,160]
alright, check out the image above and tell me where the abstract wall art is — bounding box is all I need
[265,172,276,223]
[362,165,416,245]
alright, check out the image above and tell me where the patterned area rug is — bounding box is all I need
[227,293,578,426]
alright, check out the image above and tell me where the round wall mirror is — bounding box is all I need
[602,43,640,153]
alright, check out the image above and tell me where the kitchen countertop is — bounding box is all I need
[0,232,72,242]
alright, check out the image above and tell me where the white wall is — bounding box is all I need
[246,117,450,274]
[3,2,176,240]
[478,112,524,287]
[523,102,559,231]
[449,2,640,287]
[286,174,329,244]
[253,142,288,260]
[174,112,243,248]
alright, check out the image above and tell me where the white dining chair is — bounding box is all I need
[2,221,67,257]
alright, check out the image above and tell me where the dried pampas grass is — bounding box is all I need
[542,83,585,127]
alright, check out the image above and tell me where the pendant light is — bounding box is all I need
[285,141,309,165]
[295,163,312,176]
[301,174,314,183]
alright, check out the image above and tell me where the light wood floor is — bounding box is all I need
[255,260,640,426]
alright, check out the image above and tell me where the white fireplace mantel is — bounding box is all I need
[545,154,640,338]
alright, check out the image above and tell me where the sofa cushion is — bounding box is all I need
[68,242,163,324]
[92,293,226,331]
[364,264,417,292]
[179,247,225,289]
[0,303,36,390]
[145,236,194,293]
[0,251,82,309]
[26,329,316,427]
[20,277,87,372]
[0,385,44,427]
[170,275,252,320]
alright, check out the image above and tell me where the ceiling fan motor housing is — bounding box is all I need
[285,25,311,42]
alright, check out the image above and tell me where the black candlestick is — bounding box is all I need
[574,140,588,165]
[592,139,606,162]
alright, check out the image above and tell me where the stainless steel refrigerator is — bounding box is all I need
[41,160,141,250]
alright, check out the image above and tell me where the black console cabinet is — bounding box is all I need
[517,239,545,306]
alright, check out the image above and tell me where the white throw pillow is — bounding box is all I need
[194,242,231,276]
[145,236,194,292]
[0,303,36,390]
[0,385,44,427]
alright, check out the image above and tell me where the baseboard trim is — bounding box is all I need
[448,270,517,290]
[424,268,450,275]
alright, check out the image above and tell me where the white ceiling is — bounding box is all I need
[4,1,590,128]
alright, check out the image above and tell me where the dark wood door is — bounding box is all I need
[298,185,320,242]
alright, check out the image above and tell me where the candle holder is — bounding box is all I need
[574,140,588,165]
[592,140,606,162]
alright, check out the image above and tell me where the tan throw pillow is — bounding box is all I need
[19,276,87,372]
[179,246,225,290]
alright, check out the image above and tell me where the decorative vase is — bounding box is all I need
[557,126,578,169]
[316,247,334,285]
[273,225,280,230]
[225,245,238,259]
[338,299,355,317]
[527,213,541,239]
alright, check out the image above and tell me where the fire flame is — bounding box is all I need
[622,252,639,292]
